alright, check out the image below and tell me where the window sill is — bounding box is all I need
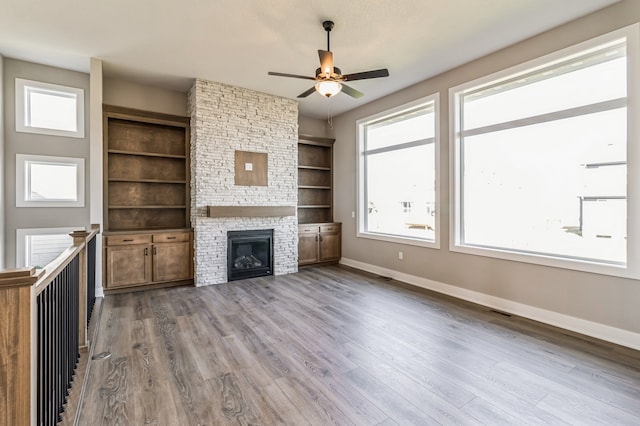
[357,230,439,249]
[450,243,637,280]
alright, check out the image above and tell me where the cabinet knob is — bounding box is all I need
[144,248,148,256]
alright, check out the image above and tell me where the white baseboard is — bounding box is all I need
[340,257,640,351]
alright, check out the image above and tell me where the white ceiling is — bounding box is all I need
[0,0,619,118]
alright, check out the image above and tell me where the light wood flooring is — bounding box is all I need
[78,265,640,425]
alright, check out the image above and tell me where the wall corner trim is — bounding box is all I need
[339,257,640,351]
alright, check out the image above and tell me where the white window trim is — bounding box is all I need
[16,154,85,207]
[15,78,85,138]
[357,94,440,249]
[16,227,79,268]
[449,24,640,279]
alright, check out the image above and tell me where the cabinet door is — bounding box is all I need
[153,241,192,282]
[298,233,319,265]
[319,231,341,262]
[106,244,152,288]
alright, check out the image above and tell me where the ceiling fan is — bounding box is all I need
[268,20,390,99]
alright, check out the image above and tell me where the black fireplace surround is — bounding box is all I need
[227,229,274,281]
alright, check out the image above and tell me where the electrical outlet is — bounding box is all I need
[351,211,355,218]
[398,251,404,260]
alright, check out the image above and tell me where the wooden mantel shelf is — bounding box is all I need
[207,206,296,218]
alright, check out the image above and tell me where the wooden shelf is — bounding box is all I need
[108,205,187,209]
[298,185,331,189]
[298,205,332,209]
[108,149,186,159]
[108,178,187,184]
[298,165,331,171]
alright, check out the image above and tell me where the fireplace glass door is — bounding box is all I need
[227,229,273,281]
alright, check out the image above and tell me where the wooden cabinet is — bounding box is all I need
[105,242,152,288]
[103,105,190,231]
[104,230,193,292]
[298,223,341,266]
[152,232,192,282]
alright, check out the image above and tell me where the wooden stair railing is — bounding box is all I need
[0,224,100,426]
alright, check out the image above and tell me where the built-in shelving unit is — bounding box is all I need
[102,106,193,293]
[103,106,191,231]
[298,135,335,224]
[297,134,341,266]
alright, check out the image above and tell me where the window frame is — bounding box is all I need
[357,94,440,248]
[15,78,85,138]
[16,154,85,207]
[449,24,640,279]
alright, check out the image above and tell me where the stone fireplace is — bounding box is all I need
[188,79,298,286]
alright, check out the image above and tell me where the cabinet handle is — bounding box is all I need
[123,239,134,242]
[319,235,323,241]
[144,248,148,256]
[153,247,157,255]
[315,235,318,242]
[167,236,177,240]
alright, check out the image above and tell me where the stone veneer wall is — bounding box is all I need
[188,79,298,286]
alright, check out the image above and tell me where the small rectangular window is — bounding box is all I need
[15,78,85,138]
[16,154,85,207]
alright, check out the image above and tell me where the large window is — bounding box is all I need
[358,95,439,247]
[451,25,639,276]
[15,78,85,138]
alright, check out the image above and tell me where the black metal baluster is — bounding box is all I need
[87,237,96,325]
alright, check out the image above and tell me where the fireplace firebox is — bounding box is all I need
[227,229,273,281]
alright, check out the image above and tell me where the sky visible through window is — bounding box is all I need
[27,88,77,132]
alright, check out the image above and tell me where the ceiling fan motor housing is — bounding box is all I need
[315,67,342,79]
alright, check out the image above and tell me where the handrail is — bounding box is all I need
[33,226,100,296]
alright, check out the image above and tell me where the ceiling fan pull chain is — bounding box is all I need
[327,97,334,129]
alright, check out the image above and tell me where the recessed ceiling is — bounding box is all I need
[0,0,619,118]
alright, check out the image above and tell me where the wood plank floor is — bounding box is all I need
[78,265,640,425]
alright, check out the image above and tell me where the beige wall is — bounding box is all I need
[103,78,188,116]
[298,115,328,137]
[331,0,640,342]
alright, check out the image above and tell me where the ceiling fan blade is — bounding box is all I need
[341,83,364,99]
[297,86,317,98]
[343,69,390,81]
[318,50,334,76]
[268,71,316,81]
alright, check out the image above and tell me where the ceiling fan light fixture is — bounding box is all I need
[315,80,342,97]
